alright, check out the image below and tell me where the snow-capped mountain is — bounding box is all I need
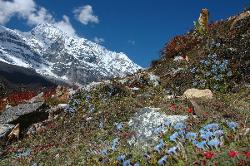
[0,24,141,84]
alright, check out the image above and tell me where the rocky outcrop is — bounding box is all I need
[0,102,44,124]
[128,107,188,149]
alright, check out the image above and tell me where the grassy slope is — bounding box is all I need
[0,10,250,166]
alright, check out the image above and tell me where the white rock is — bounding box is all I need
[128,107,188,149]
[148,73,160,87]
[173,56,185,62]
[0,124,14,139]
[183,88,213,99]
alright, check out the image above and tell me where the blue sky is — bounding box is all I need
[0,0,249,67]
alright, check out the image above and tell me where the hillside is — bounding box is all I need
[0,10,249,166]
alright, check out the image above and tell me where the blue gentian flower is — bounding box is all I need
[15,149,31,158]
[192,140,207,150]
[89,106,95,113]
[117,154,126,162]
[178,130,186,138]
[111,138,119,151]
[227,71,233,77]
[173,122,186,131]
[222,59,229,65]
[215,75,222,81]
[190,67,197,73]
[123,159,131,166]
[203,123,220,131]
[213,130,224,137]
[154,139,164,153]
[186,132,197,141]
[101,149,108,155]
[170,132,179,142]
[157,155,168,165]
[154,125,164,134]
[167,146,178,155]
[115,123,124,131]
[207,138,220,148]
[164,120,171,127]
[200,131,213,140]
[134,163,140,166]
[227,121,238,131]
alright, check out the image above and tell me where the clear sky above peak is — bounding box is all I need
[2,0,249,67]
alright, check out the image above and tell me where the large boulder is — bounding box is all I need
[128,107,188,149]
[183,88,213,99]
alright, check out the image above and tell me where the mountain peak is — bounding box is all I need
[31,23,65,41]
[0,24,141,85]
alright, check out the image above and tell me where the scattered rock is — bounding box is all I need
[7,123,20,140]
[183,88,213,99]
[128,107,188,149]
[148,73,160,86]
[0,124,14,140]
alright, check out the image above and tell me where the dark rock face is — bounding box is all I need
[0,102,44,124]
[0,61,55,97]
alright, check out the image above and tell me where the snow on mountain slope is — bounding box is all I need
[0,24,141,84]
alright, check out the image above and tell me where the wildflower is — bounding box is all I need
[215,74,222,81]
[178,130,186,137]
[164,120,171,127]
[170,104,177,111]
[167,146,178,155]
[173,122,186,131]
[15,148,31,158]
[115,122,124,131]
[222,59,229,65]
[157,155,168,165]
[170,132,179,142]
[188,107,193,113]
[228,151,238,157]
[227,71,232,77]
[205,72,211,77]
[227,122,238,131]
[111,138,119,151]
[213,84,219,90]
[190,67,197,73]
[245,152,250,158]
[101,149,108,155]
[89,106,95,113]
[154,126,164,134]
[203,123,220,131]
[192,81,198,87]
[154,139,164,153]
[213,130,224,137]
[193,140,207,150]
[204,151,215,159]
[207,138,220,148]
[134,163,140,166]
[122,159,131,166]
[186,132,197,141]
[200,131,213,140]
[144,152,151,160]
[214,60,221,65]
[117,154,126,162]
[65,106,76,114]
